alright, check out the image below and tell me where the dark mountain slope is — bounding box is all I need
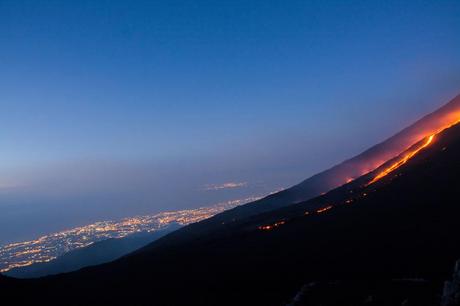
[4,223,181,279]
[4,111,460,305]
[171,95,460,224]
[83,95,460,255]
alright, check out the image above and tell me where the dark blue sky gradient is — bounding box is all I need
[0,0,459,242]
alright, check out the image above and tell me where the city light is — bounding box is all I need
[0,196,262,273]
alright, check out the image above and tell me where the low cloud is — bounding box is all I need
[203,182,248,191]
[0,181,22,192]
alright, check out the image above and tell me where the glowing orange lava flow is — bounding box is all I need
[366,116,460,186]
[366,135,434,186]
[258,220,286,231]
[316,205,333,213]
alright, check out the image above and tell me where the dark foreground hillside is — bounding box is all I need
[3,123,460,305]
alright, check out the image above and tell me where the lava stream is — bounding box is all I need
[366,134,434,186]
[366,117,460,186]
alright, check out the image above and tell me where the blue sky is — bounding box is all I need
[0,0,459,243]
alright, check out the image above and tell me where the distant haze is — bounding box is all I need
[0,0,459,244]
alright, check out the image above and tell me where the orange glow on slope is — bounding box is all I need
[258,220,286,231]
[366,117,460,186]
[316,205,333,213]
[366,135,434,186]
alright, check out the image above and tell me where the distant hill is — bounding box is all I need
[4,223,181,279]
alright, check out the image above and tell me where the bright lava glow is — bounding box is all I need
[316,205,333,214]
[366,135,435,186]
[367,117,460,186]
[258,220,286,231]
